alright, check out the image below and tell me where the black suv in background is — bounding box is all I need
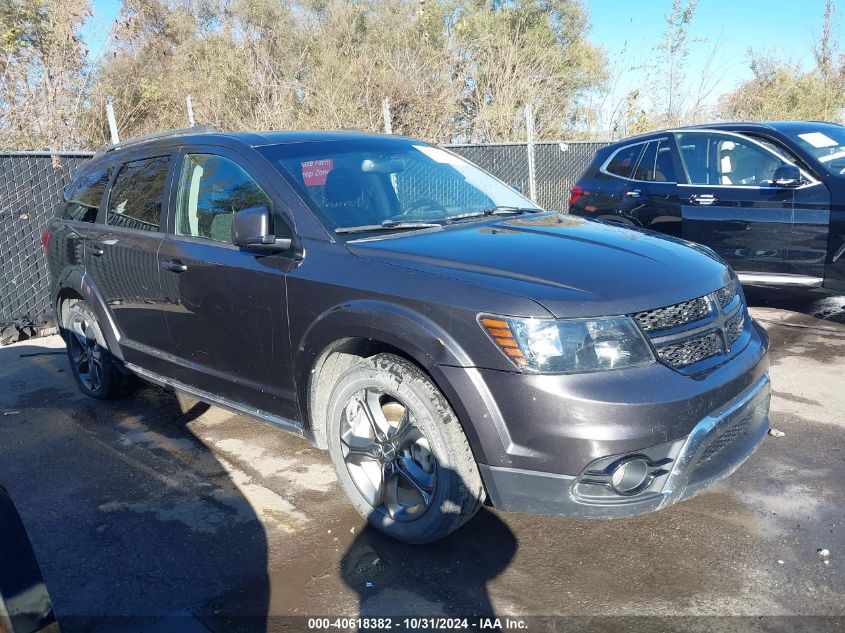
[569,121,845,292]
[46,128,770,543]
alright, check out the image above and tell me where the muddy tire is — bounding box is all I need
[63,302,120,399]
[325,354,485,544]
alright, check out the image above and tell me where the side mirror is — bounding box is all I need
[773,164,802,187]
[231,205,292,253]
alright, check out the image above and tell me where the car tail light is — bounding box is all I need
[568,184,589,208]
[40,227,51,252]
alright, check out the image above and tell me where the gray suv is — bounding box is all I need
[45,128,771,543]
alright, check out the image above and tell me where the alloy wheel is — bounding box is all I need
[67,312,105,392]
[340,389,437,522]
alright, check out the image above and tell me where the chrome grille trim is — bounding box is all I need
[633,280,747,371]
[714,279,737,309]
[726,311,744,345]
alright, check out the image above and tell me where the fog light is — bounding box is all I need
[610,457,650,495]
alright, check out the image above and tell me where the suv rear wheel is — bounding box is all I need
[63,301,120,399]
[325,354,484,544]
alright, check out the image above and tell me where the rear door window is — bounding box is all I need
[62,168,110,222]
[630,139,677,183]
[604,143,646,178]
[653,139,677,182]
[631,142,657,181]
[107,156,171,231]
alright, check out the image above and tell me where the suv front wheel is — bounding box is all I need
[325,354,485,544]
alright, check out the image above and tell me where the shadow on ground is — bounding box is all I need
[0,341,270,633]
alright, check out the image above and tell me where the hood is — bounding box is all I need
[346,213,732,318]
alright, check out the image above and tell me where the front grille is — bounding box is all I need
[633,280,746,372]
[714,279,738,309]
[726,311,744,345]
[634,296,711,332]
[654,330,723,368]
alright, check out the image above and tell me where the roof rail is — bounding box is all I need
[92,125,220,159]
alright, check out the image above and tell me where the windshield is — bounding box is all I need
[784,124,845,175]
[259,139,540,235]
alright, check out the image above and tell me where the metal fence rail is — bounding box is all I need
[0,141,608,334]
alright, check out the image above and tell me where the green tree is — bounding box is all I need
[81,0,605,146]
[0,0,90,149]
[718,0,845,122]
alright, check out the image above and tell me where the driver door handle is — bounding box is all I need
[89,244,105,257]
[625,189,641,198]
[689,194,718,205]
[163,259,188,273]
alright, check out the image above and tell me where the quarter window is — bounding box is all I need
[604,143,645,178]
[176,154,273,243]
[107,156,170,231]
[63,168,110,222]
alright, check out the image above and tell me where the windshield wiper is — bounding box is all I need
[335,219,443,235]
[444,206,538,223]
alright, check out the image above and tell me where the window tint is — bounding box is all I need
[676,133,789,186]
[605,143,645,178]
[654,140,677,182]
[631,142,657,181]
[176,154,273,243]
[62,168,110,222]
[107,156,170,231]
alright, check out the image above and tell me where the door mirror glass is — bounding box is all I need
[773,164,802,187]
[232,205,291,252]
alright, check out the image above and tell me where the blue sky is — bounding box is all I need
[587,0,834,109]
[83,0,836,104]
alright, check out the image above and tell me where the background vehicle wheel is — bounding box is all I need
[325,354,485,544]
[63,302,119,399]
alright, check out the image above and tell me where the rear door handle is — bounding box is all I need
[89,244,104,257]
[689,194,717,205]
[625,189,641,198]
[163,259,188,273]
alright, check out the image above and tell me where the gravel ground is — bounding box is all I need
[0,291,843,633]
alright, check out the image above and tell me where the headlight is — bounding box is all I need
[479,314,655,373]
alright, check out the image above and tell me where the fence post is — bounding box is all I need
[381,97,393,134]
[106,97,120,144]
[524,103,537,202]
[186,94,196,127]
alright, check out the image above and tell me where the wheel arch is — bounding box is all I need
[54,266,124,362]
[294,301,478,450]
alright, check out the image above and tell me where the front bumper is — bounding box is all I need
[478,373,770,517]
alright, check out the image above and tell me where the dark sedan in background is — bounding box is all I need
[569,121,845,292]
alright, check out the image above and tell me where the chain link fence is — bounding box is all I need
[0,140,608,338]
[448,141,607,210]
[0,152,94,340]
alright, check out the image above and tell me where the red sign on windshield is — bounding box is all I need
[302,159,334,186]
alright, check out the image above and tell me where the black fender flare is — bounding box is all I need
[293,300,486,447]
[54,266,124,362]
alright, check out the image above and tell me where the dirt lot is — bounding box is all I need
[1,290,843,633]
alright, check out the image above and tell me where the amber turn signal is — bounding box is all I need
[479,317,527,367]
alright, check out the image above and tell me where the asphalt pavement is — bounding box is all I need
[0,290,843,633]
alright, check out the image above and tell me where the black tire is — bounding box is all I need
[63,302,119,399]
[325,353,485,544]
